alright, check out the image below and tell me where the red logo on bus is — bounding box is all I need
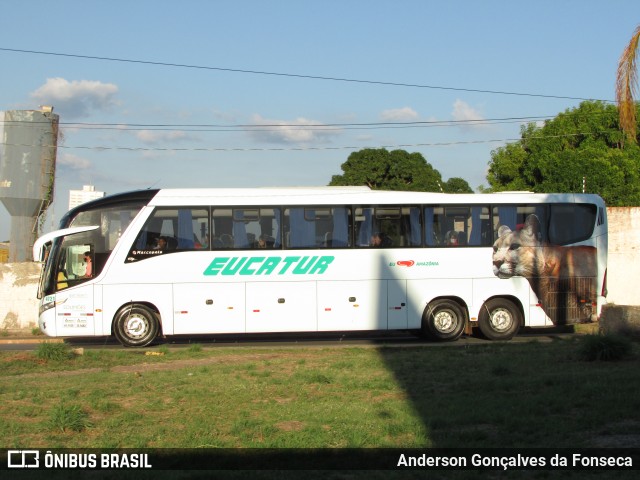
[397,260,415,267]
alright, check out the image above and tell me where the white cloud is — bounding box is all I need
[451,99,486,127]
[135,130,192,145]
[379,107,419,121]
[31,78,119,119]
[248,114,341,144]
[58,153,92,170]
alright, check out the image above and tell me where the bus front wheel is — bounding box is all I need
[422,299,466,341]
[113,305,160,347]
[478,298,521,341]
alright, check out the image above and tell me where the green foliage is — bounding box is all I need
[576,333,634,361]
[330,148,444,191]
[442,177,473,193]
[35,342,72,361]
[48,402,91,432]
[487,101,640,205]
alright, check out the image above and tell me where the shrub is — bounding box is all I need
[48,403,91,432]
[576,334,633,361]
[35,342,72,361]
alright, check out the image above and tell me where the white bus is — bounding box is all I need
[33,187,608,347]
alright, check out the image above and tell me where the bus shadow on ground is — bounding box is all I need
[368,253,583,450]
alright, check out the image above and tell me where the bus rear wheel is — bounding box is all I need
[113,305,159,347]
[422,299,466,341]
[478,298,521,341]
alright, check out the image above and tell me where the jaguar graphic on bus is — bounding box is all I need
[33,187,608,347]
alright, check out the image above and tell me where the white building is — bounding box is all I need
[69,185,105,210]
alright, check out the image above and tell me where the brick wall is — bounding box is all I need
[0,262,41,330]
[605,207,640,306]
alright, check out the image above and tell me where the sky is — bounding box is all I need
[0,0,638,241]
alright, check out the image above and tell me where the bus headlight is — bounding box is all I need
[39,300,55,315]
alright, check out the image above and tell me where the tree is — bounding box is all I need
[616,24,640,143]
[486,101,640,206]
[442,177,473,193]
[329,148,444,191]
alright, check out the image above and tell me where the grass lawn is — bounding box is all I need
[1,334,639,478]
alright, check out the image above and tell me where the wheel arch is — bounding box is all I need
[423,295,470,321]
[477,295,525,341]
[479,294,525,327]
[421,296,470,341]
[111,301,164,336]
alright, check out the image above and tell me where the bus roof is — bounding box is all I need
[145,187,605,208]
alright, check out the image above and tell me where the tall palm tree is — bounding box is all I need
[616,25,640,144]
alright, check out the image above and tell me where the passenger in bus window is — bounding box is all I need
[146,234,159,249]
[210,236,224,249]
[445,231,459,246]
[220,234,233,248]
[154,236,168,251]
[370,232,392,248]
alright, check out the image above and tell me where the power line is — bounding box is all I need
[0,47,613,102]
[0,114,597,133]
[0,132,599,153]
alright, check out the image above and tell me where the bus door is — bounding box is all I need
[387,280,408,329]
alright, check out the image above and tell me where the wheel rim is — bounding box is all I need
[434,309,458,334]
[490,307,513,332]
[123,313,150,340]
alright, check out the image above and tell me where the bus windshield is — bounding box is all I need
[37,198,151,298]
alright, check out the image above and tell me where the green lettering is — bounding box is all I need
[278,256,300,274]
[222,257,247,275]
[205,255,334,276]
[203,257,230,276]
[255,257,282,275]
[292,256,318,274]
[309,256,335,274]
[240,257,266,275]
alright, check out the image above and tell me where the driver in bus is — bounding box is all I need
[82,251,93,278]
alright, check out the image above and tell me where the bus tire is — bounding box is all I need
[113,304,160,347]
[478,298,521,341]
[422,299,466,341]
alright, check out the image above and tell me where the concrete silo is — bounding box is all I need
[0,107,59,262]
